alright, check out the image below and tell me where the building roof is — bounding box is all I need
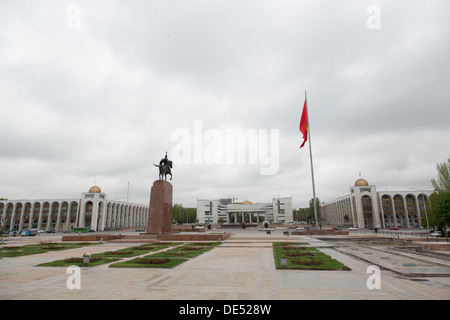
[88,186,102,193]
[354,178,369,187]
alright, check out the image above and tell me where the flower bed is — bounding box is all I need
[273,244,350,270]
[37,256,120,267]
[110,256,187,268]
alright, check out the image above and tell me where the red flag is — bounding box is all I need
[299,98,308,148]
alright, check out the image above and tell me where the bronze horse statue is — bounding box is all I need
[154,152,172,180]
[154,162,172,181]
[153,151,172,181]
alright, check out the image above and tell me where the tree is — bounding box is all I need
[172,204,197,224]
[431,157,450,193]
[293,207,309,222]
[428,157,450,234]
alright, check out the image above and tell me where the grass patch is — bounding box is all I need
[0,242,99,257]
[151,246,213,259]
[37,256,120,267]
[93,248,154,258]
[108,242,217,268]
[93,242,179,258]
[273,245,350,270]
[0,246,47,257]
[110,256,188,268]
[127,244,170,252]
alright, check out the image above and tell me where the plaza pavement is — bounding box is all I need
[0,229,449,300]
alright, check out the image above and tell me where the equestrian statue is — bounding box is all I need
[154,152,172,181]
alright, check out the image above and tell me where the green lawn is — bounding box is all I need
[92,242,185,258]
[5,241,220,269]
[109,242,219,268]
[34,242,184,268]
[150,245,214,259]
[92,247,164,258]
[37,256,120,267]
[273,244,350,270]
[109,256,188,268]
[0,242,99,257]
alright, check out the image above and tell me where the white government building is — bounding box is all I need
[197,196,293,224]
[321,178,433,229]
[0,186,149,233]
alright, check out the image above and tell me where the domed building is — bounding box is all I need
[0,185,149,233]
[88,186,102,193]
[354,178,369,187]
[321,178,433,229]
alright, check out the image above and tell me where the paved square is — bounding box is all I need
[1,233,449,300]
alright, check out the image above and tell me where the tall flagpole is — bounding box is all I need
[305,91,319,228]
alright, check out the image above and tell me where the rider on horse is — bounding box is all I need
[155,152,172,180]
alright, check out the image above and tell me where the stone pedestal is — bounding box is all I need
[146,180,173,234]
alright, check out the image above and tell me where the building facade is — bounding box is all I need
[0,186,149,233]
[321,178,433,229]
[197,197,293,224]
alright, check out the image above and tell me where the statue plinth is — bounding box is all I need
[145,180,173,234]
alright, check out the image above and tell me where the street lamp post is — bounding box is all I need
[409,187,433,234]
[421,193,430,234]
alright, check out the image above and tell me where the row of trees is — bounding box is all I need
[172,204,197,225]
[293,197,322,226]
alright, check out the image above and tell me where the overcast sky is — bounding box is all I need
[1,0,449,208]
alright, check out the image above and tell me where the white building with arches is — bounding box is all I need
[321,178,433,229]
[197,197,293,224]
[0,186,149,233]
